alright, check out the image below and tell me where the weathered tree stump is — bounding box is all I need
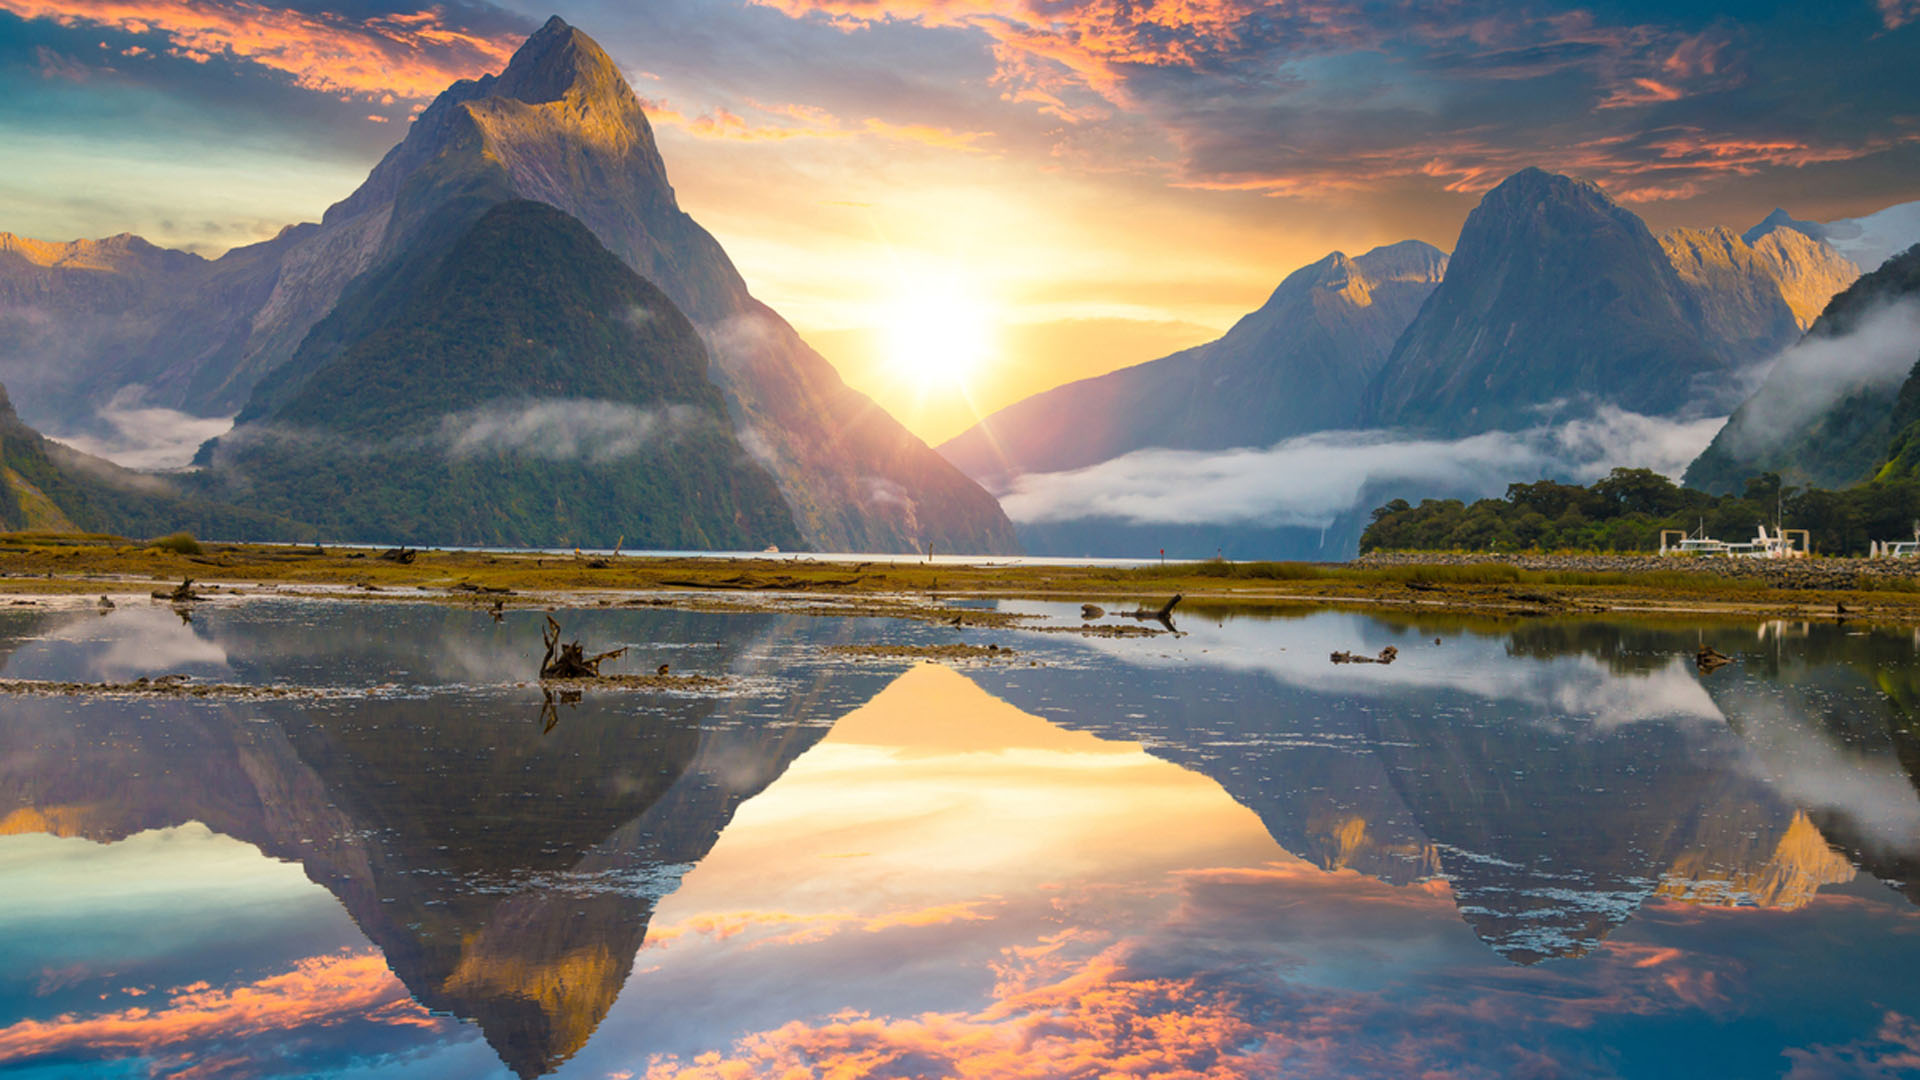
[540,615,628,679]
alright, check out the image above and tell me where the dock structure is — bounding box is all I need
[1660,525,1809,559]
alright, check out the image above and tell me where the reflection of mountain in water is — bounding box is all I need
[1695,622,1920,905]
[0,607,896,1078]
[965,613,1916,964]
[5,597,1919,1050]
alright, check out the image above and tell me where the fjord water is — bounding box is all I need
[1,602,1917,1078]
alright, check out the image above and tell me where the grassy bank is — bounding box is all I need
[0,533,1915,622]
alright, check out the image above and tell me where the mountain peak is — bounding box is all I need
[1352,239,1448,284]
[1480,167,1610,212]
[1743,207,1823,246]
[492,14,629,107]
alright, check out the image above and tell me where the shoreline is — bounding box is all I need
[2,536,1919,624]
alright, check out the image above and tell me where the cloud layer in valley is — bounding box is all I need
[49,387,233,471]
[998,407,1725,529]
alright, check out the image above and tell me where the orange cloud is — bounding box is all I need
[1166,122,1920,204]
[0,950,440,1070]
[641,944,1286,1080]
[1880,0,1920,30]
[0,0,518,99]
[1598,77,1685,109]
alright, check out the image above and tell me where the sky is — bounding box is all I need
[3,0,1919,444]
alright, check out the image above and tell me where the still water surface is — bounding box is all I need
[1,600,1917,1078]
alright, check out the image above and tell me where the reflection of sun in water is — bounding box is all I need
[878,270,996,396]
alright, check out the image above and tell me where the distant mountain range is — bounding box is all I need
[940,240,1448,485]
[1746,200,1920,277]
[939,166,1867,558]
[0,17,1014,554]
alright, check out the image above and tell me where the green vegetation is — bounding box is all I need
[1361,467,1920,555]
[148,531,203,555]
[0,384,309,541]
[195,201,800,550]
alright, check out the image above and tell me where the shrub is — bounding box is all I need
[149,531,203,555]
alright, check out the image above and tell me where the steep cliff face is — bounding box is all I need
[374,18,1015,553]
[1365,169,1764,435]
[939,240,1447,485]
[1660,225,1858,338]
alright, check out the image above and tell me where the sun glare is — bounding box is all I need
[878,271,996,395]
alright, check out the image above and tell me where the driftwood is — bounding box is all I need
[1125,594,1182,628]
[377,547,417,564]
[151,577,202,602]
[540,615,628,679]
[1331,645,1399,665]
[1695,645,1732,674]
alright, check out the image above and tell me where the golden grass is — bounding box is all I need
[0,538,1913,621]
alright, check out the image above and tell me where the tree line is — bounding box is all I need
[1359,468,1920,556]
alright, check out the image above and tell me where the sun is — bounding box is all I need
[877,271,996,395]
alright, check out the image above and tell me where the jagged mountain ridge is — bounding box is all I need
[938,240,1447,485]
[1659,224,1858,336]
[1748,199,1920,274]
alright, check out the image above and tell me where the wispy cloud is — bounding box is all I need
[439,399,702,465]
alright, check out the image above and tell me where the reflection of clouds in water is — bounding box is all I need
[1711,681,1920,857]
[7,607,229,682]
[1010,606,1723,729]
[635,853,1778,1080]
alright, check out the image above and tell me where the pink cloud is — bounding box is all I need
[0,0,519,99]
[1879,0,1920,30]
